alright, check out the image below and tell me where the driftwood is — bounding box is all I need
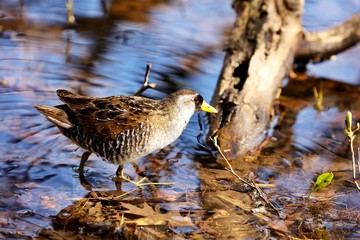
[209,0,360,158]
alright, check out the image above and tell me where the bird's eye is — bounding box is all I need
[194,94,203,105]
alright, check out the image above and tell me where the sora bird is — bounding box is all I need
[35,89,218,183]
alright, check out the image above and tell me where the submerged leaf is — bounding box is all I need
[309,172,334,198]
[121,202,195,227]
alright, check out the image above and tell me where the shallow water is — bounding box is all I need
[0,0,359,238]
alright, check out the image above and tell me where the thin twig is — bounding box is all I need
[251,179,280,214]
[358,147,360,177]
[210,135,282,215]
[344,112,360,190]
[344,111,360,191]
[355,180,360,190]
[134,64,157,96]
[356,147,360,190]
[211,135,249,186]
[350,136,357,181]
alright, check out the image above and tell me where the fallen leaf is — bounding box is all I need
[122,202,195,227]
[217,194,252,211]
[88,202,105,222]
[268,220,292,234]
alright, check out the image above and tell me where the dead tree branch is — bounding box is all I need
[209,0,303,157]
[295,13,360,63]
[209,0,359,158]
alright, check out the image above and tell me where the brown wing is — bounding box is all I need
[56,89,150,142]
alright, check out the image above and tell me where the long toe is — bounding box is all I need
[121,169,174,188]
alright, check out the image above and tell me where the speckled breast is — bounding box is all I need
[61,122,153,165]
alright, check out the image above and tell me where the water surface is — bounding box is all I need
[0,0,359,238]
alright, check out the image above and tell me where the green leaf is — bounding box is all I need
[309,172,334,198]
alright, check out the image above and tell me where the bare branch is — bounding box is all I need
[134,64,156,96]
[295,13,360,63]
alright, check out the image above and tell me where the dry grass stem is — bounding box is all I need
[210,135,282,215]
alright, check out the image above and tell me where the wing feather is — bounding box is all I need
[56,89,150,142]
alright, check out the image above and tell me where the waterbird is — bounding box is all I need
[35,89,218,184]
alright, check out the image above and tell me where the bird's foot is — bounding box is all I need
[118,170,174,189]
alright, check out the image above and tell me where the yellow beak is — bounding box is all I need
[200,101,218,113]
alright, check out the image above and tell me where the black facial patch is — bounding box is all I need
[194,94,203,109]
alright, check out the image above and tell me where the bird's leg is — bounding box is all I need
[78,151,91,179]
[114,165,123,190]
[115,162,141,179]
[78,151,92,190]
[115,163,147,187]
[115,164,124,178]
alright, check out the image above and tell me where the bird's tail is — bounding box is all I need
[35,104,73,129]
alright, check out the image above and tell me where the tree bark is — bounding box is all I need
[209,0,303,157]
